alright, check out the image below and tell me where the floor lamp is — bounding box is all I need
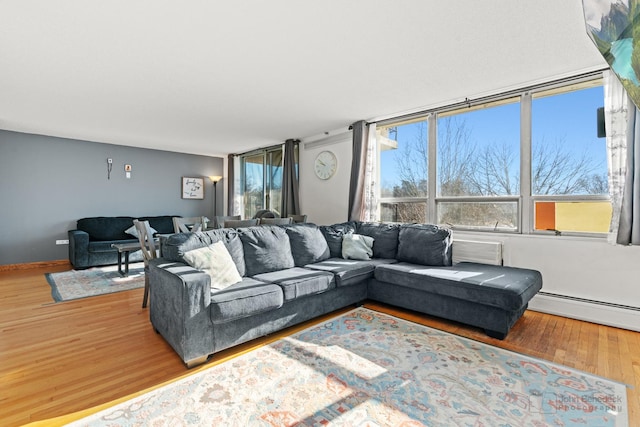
[209,175,222,225]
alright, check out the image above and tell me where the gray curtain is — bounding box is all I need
[227,153,235,215]
[348,121,368,221]
[617,107,640,245]
[281,139,300,217]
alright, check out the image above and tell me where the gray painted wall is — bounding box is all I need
[0,130,223,265]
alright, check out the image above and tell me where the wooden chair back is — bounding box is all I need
[259,217,293,225]
[172,216,206,233]
[214,215,241,229]
[252,209,277,219]
[133,219,158,308]
[288,214,308,223]
[223,218,259,228]
[133,220,158,263]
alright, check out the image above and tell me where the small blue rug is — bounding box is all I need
[45,263,145,302]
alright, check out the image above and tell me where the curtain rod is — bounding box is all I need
[374,68,609,127]
[232,140,299,158]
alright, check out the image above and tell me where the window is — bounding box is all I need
[437,98,520,231]
[240,147,283,219]
[379,121,428,223]
[531,82,611,234]
[378,73,611,236]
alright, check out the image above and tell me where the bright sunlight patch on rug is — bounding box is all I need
[45,263,144,302]
[68,307,628,426]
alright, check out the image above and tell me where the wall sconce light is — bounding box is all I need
[209,175,223,218]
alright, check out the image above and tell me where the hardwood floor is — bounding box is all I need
[1,264,639,426]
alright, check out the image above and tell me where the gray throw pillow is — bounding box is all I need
[319,221,358,258]
[397,224,452,266]
[238,226,295,276]
[284,224,330,266]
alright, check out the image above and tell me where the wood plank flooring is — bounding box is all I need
[1,264,638,426]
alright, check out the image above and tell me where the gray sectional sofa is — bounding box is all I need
[149,221,542,367]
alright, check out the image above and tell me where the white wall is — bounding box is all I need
[299,136,352,226]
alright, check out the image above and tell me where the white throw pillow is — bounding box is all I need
[183,241,242,290]
[342,233,374,260]
[125,223,157,238]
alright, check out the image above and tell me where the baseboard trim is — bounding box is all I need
[0,259,69,272]
[528,292,640,332]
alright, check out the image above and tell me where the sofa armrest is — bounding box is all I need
[68,229,89,268]
[148,259,214,366]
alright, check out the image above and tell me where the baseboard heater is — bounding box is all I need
[529,291,640,332]
[538,291,640,312]
[452,239,503,265]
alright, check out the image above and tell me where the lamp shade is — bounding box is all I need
[209,175,223,183]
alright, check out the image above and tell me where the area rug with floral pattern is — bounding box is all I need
[45,263,144,302]
[68,307,628,426]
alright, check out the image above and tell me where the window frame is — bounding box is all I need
[529,194,612,238]
[239,145,285,219]
[377,71,610,237]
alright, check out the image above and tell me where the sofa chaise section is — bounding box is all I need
[370,261,543,339]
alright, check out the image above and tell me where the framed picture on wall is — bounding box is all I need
[181,177,205,199]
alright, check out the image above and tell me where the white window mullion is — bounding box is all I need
[428,113,437,223]
[520,92,532,234]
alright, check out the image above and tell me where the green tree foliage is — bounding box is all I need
[384,123,429,198]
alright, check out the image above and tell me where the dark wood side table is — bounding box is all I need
[111,241,144,276]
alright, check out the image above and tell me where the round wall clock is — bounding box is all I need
[314,150,337,180]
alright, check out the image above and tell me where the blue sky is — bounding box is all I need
[532,86,605,158]
[380,85,606,192]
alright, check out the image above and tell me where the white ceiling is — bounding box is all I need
[0,0,607,157]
